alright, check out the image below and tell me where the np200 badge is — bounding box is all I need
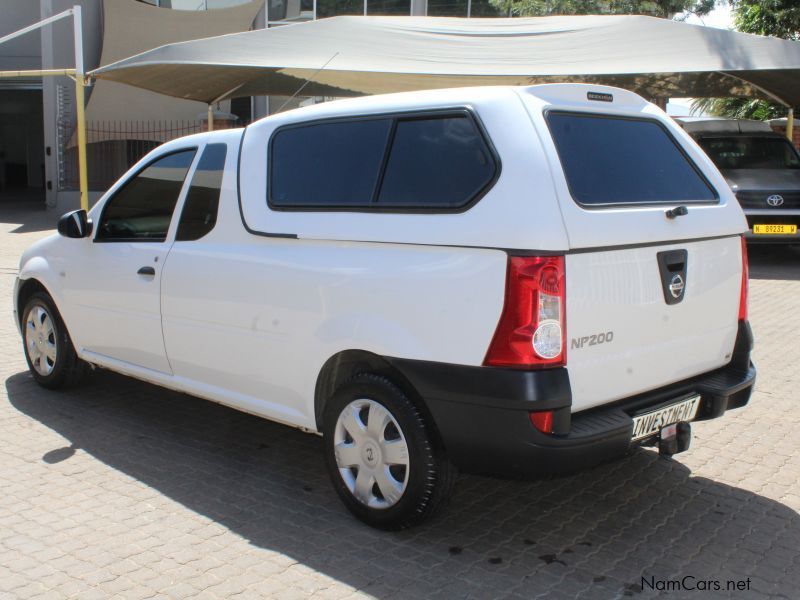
[570,331,614,350]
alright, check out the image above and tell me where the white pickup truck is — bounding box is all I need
[15,84,756,529]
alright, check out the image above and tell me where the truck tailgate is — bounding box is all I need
[566,236,742,412]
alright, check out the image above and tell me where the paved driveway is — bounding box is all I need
[1,204,798,599]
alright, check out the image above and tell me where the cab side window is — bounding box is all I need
[175,144,228,241]
[96,149,196,242]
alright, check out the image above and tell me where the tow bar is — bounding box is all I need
[659,421,692,457]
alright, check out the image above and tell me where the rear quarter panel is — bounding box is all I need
[162,158,508,429]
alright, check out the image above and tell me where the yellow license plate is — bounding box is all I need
[753,224,797,235]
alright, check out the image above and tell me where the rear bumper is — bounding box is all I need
[387,321,755,478]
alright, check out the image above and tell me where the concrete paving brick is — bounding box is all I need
[0,207,798,599]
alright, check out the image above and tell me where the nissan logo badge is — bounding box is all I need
[766,194,785,207]
[669,274,685,299]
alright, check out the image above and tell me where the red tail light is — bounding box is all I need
[484,256,566,368]
[739,236,749,321]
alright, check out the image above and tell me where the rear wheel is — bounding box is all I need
[323,373,455,530]
[22,292,87,389]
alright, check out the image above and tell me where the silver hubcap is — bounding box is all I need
[25,305,57,377]
[334,399,410,509]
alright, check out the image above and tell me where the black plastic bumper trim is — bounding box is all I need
[386,320,755,478]
[384,358,573,435]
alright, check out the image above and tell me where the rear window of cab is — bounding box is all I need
[268,110,499,212]
[546,112,718,207]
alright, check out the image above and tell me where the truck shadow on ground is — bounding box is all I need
[748,244,800,282]
[6,369,798,599]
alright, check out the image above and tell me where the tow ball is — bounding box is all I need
[658,421,692,457]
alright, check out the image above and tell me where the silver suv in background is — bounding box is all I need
[677,118,800,243]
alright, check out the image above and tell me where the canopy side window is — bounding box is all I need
[267,109,499,212]
[270,118,392,209]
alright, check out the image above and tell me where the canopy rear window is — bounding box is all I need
[547,112,717,206]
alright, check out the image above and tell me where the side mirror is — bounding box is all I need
[57,209,93,239]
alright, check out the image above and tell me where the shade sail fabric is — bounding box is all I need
[90,15,800,106]
[86,0,263,129]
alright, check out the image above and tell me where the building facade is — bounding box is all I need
[0,0,501,211]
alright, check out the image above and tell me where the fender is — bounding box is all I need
[17,255,62,311]
[306,312,430,412]
[16,252,82,350]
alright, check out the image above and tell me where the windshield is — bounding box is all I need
[698,136,800,170]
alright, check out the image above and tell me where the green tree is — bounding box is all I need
[692,0,800,119]
[489,0,714,19]
[733,0,800,40]
[691,97,786,120]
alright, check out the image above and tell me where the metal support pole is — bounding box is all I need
[73,5,89,212]
[207,104,214,131]
[0,6,87,211]
[75,77,89,212]
[467,0,472,17]
[0,69,75,78]
[0,8,75,46]
[787,107,794,144]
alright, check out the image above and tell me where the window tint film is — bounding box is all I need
[176,143,227,241]
[97,149,196,241]
[378,116,495,208]
[547,113,716,206]
[270,119,392,207]
[698,136,800,170]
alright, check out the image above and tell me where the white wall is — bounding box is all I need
[0,2,43,71]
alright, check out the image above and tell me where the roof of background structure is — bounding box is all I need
[90,15,800,105]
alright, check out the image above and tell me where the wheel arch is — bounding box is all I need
[16,278,53,328]
[314,350,443,446]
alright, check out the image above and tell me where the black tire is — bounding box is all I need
[322,373,456,530]
[21,291,88,390]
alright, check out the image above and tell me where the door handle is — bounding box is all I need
[137,266,156,276]
[665,206,689,219]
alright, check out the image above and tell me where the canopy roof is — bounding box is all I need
[90,15,800,106]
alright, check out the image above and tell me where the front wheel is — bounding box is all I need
[323,373,455,530]
[22,291,87,389]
